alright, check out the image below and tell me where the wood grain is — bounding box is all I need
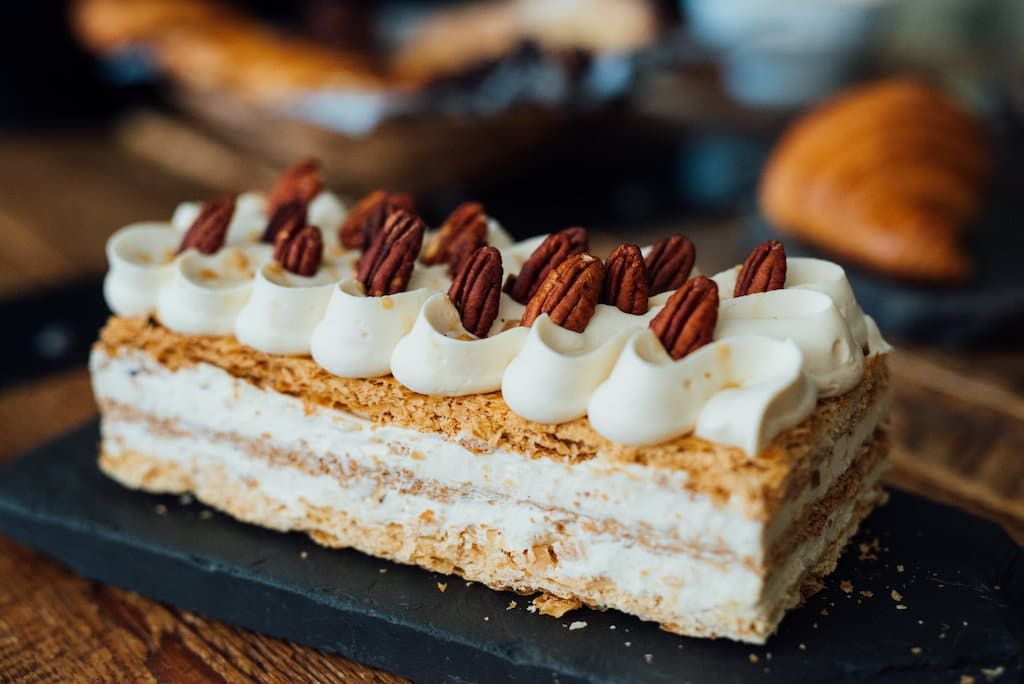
[0,124,1020,681]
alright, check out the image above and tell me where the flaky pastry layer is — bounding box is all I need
[96,315,890,518]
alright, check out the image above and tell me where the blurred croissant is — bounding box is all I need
[760,79,992,283]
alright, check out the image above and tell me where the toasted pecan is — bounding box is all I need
[422,202,489,267]
[649,275,718,360]
[520,253,604,333]
[267,159,322,217]
[178,194,235,254]
[356,209,425,296]
[274,225,323,277]
[645,234,696,295]
[448,246,503,338]
[261,200,307,243]
[734,240,786,296]
[339,190,415,250]
[504,228,588,304]
[602,243,649,314]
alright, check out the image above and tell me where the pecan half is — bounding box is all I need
[734,240,786,297]
[274,225,323,277]
[356,209,425,296]
[602,243,649,314]
[649,276,718,360]
[448,246,503,338]
[178,194,235,254]
[422,202,488,267]
[267,159,322,217]
[645,234,696,295]
[448,228,487,277]
[504,228,588,304]
[561,226,590,253]
[520,253,604,333]
[339,190,415,250]
[261,200,307,243]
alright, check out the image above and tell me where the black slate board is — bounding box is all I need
[0,421,1021,683]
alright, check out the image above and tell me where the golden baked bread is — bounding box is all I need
[759,79,992,283]
[72,0,658,99]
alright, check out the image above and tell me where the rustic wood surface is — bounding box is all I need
[0,124,1020,682]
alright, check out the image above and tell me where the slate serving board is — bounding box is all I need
[0,421,1021,683]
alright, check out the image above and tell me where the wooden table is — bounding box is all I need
[0,121,1020,683]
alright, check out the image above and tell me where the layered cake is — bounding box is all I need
[91,161,891,643]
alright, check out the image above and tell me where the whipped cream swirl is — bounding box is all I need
[104,198,888,455]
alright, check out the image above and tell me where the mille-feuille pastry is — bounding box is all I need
[92,163,891,643]
[760,78,992,283]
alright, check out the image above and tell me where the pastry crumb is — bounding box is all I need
[506,600,517,611]
[379,568,387,574]
[981,666,1004,680]
[859,590,873,598]
[643,654,653,664]
[960,676,976,684]
[199,509,213,520]
[437,582,447,593]
[840,580,853,594]
[532,593,582,618]
[483,616,489,621]
[891,589,903,601]
[896,604,907,610]
[910,647,922,655]
[798,643,807,651]
[154,504,167,515]
[896,564,904,573]
[568,621,587,631]
[624,641,631,647]
[748,654,759,664]
[178,493,194,505]
[300,551,308,559]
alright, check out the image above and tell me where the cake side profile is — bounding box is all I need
[91,161,892,643]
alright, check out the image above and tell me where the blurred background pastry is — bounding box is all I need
[759,78,992,284]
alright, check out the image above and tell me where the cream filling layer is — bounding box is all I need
[91,347,887,567]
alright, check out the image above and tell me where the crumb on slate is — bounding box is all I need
[820,608,829,616]
[896,564,904,573]
[748,654,759,664]
[981,666,1005,680]
[379,568,387,574]
[858,538,880,560]
[624,641,631,647]
[569,621,587,631]
[437,582,447,593]
[798,643,807,651]
[154,504,167,515]
[891,589,903,601]
[860,590,874,598]
[300,551,308,560]
[506,600,517,611]
[896,604,908,610]
[840,580,853,594]
[911,647,922,655]
[178,493,194,505]
[644,654,653,664]
[960,676,976,684]
[483,616,489,621]
[199,510,213,520]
